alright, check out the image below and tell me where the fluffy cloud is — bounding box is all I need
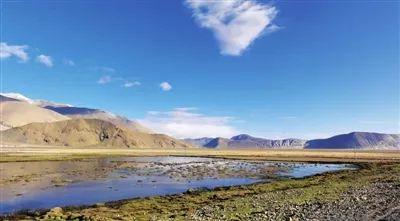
[123,81,141,88]
[160,82,172,91]
[36,54,53,67]
[138,108,238,138]
[97,75,112,84]
[0,42,29,62]
[186,0,278,56]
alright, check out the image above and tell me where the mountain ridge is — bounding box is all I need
[304,132,399,149]
[185,134,306,149]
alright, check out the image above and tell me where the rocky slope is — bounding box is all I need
[305,132,400,149]
[1,118,192,148]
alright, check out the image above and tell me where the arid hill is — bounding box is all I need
[0,101,69,130]
[1,118,193,148]
[44,106,153,134]
[0,92,153,134]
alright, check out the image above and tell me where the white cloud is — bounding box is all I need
[97,75,112,84]
[185,0,278,56]
[63,59,75,66]
[0,42,29,62]
[123,81,141,88]
[36,54,53,67]
[160,82,172,91]
[138,108,238,138]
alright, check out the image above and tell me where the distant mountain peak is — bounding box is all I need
[184,134,306,149]
[231,134,253,140]
[305,132,399,149]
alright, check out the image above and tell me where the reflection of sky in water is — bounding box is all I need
[279,163,355,178]
[0,157,352,214]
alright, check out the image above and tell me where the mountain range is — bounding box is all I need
[184,133,399,150]
[1,93,398,149]
[304,132,400,149]
[185,135,305,149]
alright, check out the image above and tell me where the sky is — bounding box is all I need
[1,0,399,139]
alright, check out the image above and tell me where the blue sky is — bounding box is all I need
[1,0,399,139]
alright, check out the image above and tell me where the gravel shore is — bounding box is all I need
[191,182,400,221]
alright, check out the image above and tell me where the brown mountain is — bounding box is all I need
[1,118,193,148]
[0,93,153,134]
[43,106,153,134]
[0,101,69,131]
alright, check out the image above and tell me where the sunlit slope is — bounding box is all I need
[44,106,153,134]
[0,101,69,130]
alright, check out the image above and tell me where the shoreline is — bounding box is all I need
[1,147,400,163]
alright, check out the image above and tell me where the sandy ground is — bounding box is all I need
[1,146,400,163]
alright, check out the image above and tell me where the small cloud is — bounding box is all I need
[93,66,116,73]
[138,108,238,138]
[0,42,29,62]
[97,75,112,84]
[185,0,278,56]
[160,82,172,91]
[265,24,281,33]
[36,54,53,67]
[63,59,75,66]
[123,81,141,88]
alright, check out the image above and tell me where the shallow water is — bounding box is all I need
[0,156,353,214]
